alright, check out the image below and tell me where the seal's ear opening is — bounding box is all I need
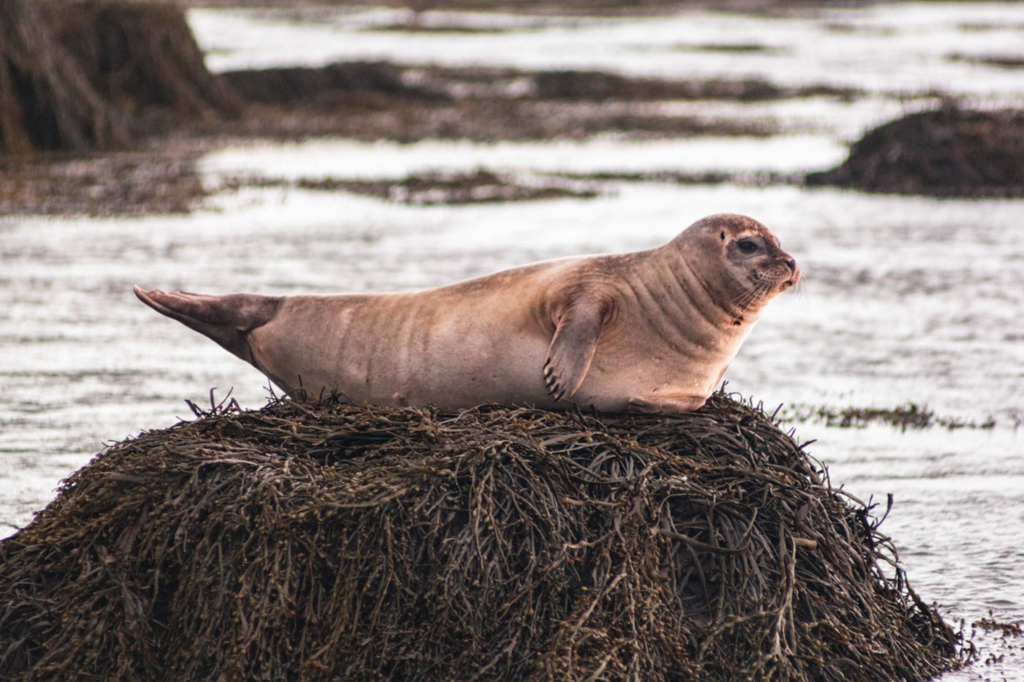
[720,231,725,241]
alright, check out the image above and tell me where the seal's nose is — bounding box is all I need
[783,258,796,272]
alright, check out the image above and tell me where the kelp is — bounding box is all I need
[0,392,965,680]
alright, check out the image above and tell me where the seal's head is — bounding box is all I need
[674,213,800,317]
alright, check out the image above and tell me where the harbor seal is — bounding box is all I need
[134,213,798,415]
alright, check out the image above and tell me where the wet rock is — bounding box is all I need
[0,395,967,681]
[0,0,239,154]
[806,106,1024,197]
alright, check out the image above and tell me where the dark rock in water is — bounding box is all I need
[0,394,966,681]
[0,0,239,154]
[806,106,1024,197]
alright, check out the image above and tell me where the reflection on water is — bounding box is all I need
[2,3,1024,679]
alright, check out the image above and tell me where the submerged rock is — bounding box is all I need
[0,394,964,681]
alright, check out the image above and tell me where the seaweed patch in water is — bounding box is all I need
[973,613,1023,638]
[671,43,787,54]
[298,169,601,205]
[971,613,1022,668]
[0,392,967,680]
[213,168,601,206]
[946,52,1024,69]
[778,402,997,431]
[551,169,803,188]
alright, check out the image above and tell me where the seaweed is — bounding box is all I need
[297,169,599,205]
[0,392,965,680]
[778,402,997,432]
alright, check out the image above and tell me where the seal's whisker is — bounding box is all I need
[725,286,757,312]
[726,281,770,314]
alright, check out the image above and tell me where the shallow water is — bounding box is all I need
[3,3,1024,678]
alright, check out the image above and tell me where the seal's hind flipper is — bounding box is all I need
[133,286,282,366]
[543,297,610,401]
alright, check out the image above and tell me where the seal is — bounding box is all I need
[134,213,799,415]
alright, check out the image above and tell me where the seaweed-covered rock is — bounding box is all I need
[806,106,1024,197]
[0,394,964,681]
[0,0,239,154]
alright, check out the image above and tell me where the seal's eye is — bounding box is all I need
[737,239,758,254]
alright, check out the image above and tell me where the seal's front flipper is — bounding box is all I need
[543,298,610,401]
[133,286,281,366]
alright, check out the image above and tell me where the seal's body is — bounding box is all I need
[135,214,799,415]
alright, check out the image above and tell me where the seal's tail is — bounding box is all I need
[133,285,281,365]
